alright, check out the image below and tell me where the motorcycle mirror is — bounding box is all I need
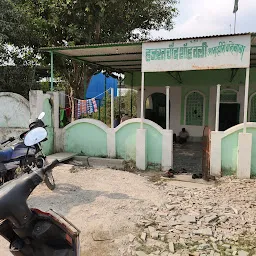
[38,112,45,120]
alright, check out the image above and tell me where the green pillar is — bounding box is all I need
[50,51,54,91]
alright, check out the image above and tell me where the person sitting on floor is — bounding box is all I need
[178,128,189,144]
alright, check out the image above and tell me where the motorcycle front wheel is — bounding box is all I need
[44,170,55,190]
[36,156,56,191]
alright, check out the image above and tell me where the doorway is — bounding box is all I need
[219,103,240,131]
[145,93,170,128]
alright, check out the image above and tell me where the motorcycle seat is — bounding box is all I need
[0,148,13,162]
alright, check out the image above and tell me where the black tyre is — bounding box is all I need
[44,170,56,190]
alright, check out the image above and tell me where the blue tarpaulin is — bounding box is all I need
[85,73,118,100]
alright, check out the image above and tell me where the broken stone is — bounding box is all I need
[151,231,159,239]
[128,234,136,242]
[222,244,231,249]
[197,243,211,250]
[168,242,175,253]
[205,214,219,223]
[238,251,249,256]
[193,228,213,236]
[180,215,196,223]
[136,251,148,256]
[148,226,156,234]
[141,232,147,242]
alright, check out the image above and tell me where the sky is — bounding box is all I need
[151,0,256,39]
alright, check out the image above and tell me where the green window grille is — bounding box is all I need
[250,94,256,122]
[186,92,204,126]
[220,90,237,103]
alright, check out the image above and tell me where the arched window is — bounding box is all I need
[220,89,237,103]
[249,93,256,122]
[185,91,204,126]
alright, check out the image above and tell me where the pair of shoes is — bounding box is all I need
[192,173,203,179]
[162,169,174,178]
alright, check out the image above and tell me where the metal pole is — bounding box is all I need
[50,51,54,91]
[234,12,237,34]
[131,73,133,117]
[166,86,170,130]
[215,84,221,131]
[119,76,121,117]
[104,73,107,124]
[140,72,145,129]
[111,87,114,128]
[243,68,250,133]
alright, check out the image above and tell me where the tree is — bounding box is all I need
[2,0,178,97]
[91,89,138,126]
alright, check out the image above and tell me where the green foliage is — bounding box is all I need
[0,66,40,99]
[0,0,178,97]
[92,90,138,125]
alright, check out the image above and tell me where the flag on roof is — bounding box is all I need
[233,0,239,13]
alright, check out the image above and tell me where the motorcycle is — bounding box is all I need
[0,159,81,255]
[0,112,55,190]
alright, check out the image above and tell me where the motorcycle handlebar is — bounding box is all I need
[0,137,15,145]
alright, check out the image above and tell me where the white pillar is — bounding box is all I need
[237,133,252,179]
[166,86,170,130]
[111,87,114,128]
[215,84,221,131]
[243,68,250,133]
[140,72,145,129]
[136,129,147,170]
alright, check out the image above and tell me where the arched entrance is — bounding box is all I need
[145,93,170,129]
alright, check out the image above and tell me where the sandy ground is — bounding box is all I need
[0,164,176,256]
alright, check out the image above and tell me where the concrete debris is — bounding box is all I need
[193,228,213,236]
[238,251,249,256]
[122,177,256,256]
[168,242,175,253]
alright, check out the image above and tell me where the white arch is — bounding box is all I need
[248,92,256,122]
[64,118,109,132]
[115,118,164,134]
[184,90,206,126]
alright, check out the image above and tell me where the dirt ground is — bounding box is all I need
[2,165,256,255]
[0,164,177,256]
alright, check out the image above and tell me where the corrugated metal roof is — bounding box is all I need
[40,32,256,51]
[40,32,256,72]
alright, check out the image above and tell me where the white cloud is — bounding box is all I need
[151,0,256,39]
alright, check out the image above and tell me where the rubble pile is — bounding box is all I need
[121,177,256,256]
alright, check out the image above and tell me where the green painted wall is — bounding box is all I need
[221,132,239,175]
[116,122,162,163]
[125,68,256,88]
[221,127,256,176]
[64,122,107,156]
[42,98,54,156]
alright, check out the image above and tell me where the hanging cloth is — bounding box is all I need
[91,98,98,113]
[75,100,81,119]
[80,100,87,116]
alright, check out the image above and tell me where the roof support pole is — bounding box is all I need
[50,51,54,91]
[140,72,145,129]
[215,84,221,131]
[243,67,250,133]
[111,87,114,128]
[130,73,134,117]
[166,86,170,130]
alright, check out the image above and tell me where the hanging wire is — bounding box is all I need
[60,88,111,101]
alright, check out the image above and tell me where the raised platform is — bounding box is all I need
[46,152,77,163]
